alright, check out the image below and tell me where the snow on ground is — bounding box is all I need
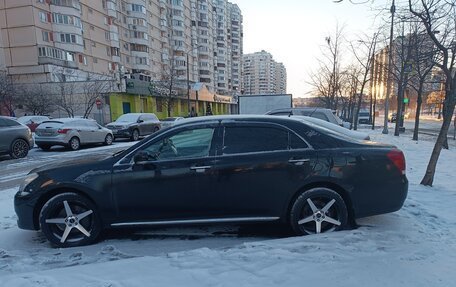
[1,128,455,286]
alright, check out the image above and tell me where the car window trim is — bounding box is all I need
[219,121,312,156]
[114,121,221,167]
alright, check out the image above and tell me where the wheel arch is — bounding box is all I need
[284,181,355,225]
[33,187,99,230]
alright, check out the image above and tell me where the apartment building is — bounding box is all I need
[0,0,242,118]
[242,50,287,95]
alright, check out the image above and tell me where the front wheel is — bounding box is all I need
[130,129,139,141]
[10,139,29,159]
[290,188,348,235]
[39,192,102,248]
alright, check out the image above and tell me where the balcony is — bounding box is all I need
[106,1,117,18]
[38,57,78,69]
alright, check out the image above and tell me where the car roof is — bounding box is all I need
[42,118,93,123]
[267,107,332,113]
[174,114,305,126]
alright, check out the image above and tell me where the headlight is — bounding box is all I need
[18,173,39,196]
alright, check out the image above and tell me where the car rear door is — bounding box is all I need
[211,122,318,219]
[111,123,220,223]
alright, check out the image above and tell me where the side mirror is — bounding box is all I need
[133,150,158,164]
[137,119,144,123]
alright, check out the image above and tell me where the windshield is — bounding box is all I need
[115,114,139,122]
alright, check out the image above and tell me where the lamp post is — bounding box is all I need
[382,0,396,134]
[186,45,201,117]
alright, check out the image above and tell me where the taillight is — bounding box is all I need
[387,149,406,175]
[57,128,71,134]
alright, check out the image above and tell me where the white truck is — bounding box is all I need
[238,94,292,115]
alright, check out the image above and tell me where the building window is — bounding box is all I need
[39,11,48,23]
[93,57,98,63]
[38,46,75,62]
[131,4,146,14]
[42,31,51,42]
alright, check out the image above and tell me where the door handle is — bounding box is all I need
[288,159,310,166]
[190,166,212,173]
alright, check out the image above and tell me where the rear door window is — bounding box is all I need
[223,125,289,154]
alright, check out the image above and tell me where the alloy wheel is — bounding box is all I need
[290,188,348,235]
[40,193,101,247]
[69,137,80,150]
[11,139,29,159]
[105,134,113,145]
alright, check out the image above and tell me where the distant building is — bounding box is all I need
[242,50,286,95]
[0,0,243,118]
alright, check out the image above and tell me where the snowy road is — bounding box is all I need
[0,129,455,286]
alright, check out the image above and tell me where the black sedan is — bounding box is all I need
[14,115,408,247]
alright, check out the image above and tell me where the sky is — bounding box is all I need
[229,0,392,98]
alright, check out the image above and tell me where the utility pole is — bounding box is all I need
[383,0,396,134]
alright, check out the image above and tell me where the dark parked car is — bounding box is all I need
[106,113,161,141]
[14,115,408,247]
[0,116,34,159]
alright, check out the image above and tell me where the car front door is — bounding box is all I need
[111,124,220,223]
[212,122,317,219]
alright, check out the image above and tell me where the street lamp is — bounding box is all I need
[382,0,396,134]
[186,45,202,117]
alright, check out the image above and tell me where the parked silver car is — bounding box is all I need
[35,118,113,151]
[0,116,34,159]
[266,108,350,128]
[106,113,161,141]
[160,117,184,129]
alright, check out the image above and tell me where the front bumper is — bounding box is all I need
[111,128,132,138]
[14,192,39,230]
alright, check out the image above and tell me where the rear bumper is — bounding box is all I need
[354,176,408,219]
[35,136,69,146]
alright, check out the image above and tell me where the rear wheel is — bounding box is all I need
[104,134,113,145]
[39,192,102,248]
[130,129,139,141]
[10,139,29,159]
[68,137,80,151]
[290,188,348,235]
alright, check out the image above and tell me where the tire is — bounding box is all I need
[153,126,160,133]
[104,134,113,145]
[38,145,51,151]
[290,188,348,236]
[10,139,29,159]
[69,137,80,151]
[39,192,102,248]
[130,129,139,141]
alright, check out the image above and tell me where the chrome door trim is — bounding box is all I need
[110,217,280,227]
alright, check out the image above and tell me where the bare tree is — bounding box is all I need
[81,75,113,118]
[308,25,345,110]
[149,61,180,118]
[407,26,436,141]
[409,0,456,186]
[18,84,56,115]
[0,72,17,116]
[350,32,379,130]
